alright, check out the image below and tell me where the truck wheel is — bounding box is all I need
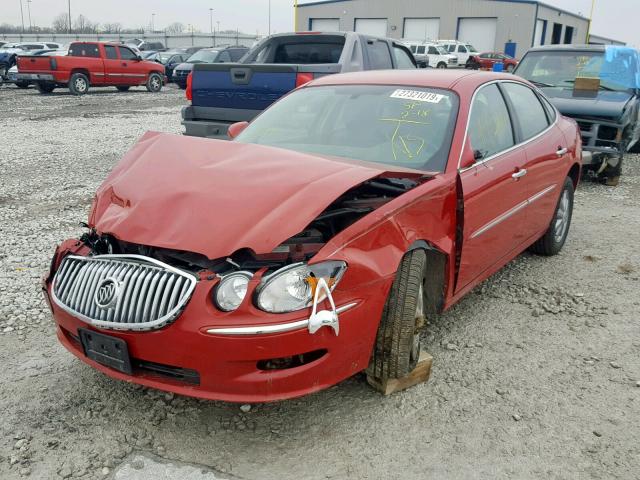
[35,82,56,94]
[367,249,427,382]
[146,73,163,93]
[16,81,30,89]
[116,86,130,92]
[69,73,89,95]
[529,177,574,256]
[437,62,447,69]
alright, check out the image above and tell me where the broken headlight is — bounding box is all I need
[214,271,253,312]
[255,261,347,313]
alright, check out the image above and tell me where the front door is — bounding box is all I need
[457,83,530,291]
[102,44,127,85]
[117,46,144,85]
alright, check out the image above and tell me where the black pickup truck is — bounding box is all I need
[515,45,640,185]
[181,32,417,138]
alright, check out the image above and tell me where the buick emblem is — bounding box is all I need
[94,278,120,309]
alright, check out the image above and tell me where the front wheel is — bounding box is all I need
[68,72,89,95]
[146,73,163,93]
[367,249,427,382]
[529,177,574,256]
[35,81,56,94]
[436,62,447,69]
[16,81,30,89]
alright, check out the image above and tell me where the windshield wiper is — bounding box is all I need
[529,80,555,88]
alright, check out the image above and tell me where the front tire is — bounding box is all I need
[529,177,574,256]
[367,249,427,381]
[16,81,30,89]
[437,62,447,69]
[68,72,89,95]
[146,73,163,93]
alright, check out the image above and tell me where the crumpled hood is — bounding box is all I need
[89,132,400,259]
[541,87,632,120]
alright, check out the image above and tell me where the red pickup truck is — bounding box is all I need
[16,41,165,95]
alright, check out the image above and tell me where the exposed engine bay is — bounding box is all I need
[82,176,424,275]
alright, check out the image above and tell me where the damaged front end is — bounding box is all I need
[573,115,629,178]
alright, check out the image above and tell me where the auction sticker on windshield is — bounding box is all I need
[390,89,445,103]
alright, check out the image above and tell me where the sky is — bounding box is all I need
[2,0,637,46]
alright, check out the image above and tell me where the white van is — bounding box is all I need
[405,42,457,68]
[438,40,478,65]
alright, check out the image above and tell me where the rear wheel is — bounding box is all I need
[35,81,56,94]
[367,249,427,382]
[529,177,574,256]
[16,81,30,89]
[146,73,163,93]
[436,62,447,69]
[116,86,130,92]
[0,64,7,84]
[68,72,89,95]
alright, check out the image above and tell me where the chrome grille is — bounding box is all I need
[51,255,197,331]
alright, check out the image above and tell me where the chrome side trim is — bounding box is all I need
[457,80,559,172]
[205,302,358,336]
[470,184,557,239]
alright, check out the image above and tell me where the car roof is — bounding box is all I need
[527,44,606,53]
[308,69,519,91]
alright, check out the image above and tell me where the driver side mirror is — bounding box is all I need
[227,121,249,139]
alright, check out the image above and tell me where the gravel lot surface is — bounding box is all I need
[1,83,639,480]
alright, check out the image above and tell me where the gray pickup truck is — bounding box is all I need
[181,32,417,138]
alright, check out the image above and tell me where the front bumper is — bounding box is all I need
[46,274,390,403]
[574,117,624,164]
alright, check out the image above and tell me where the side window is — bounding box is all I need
[392,45,416,69]
[416,46,426,54]
[217,51,232,62]
[229,49,246,61]
[502,83,550,140]
[459,45,468,53]
[104,45,118,59]
[367,40,393,70]
[447,45,455,52]
[119,47,137,60]
[539,95,557,123]
[69,43,100,58]
[409,45,416,53]
[469,84,515,159]
[428,46,438,55]
[46,43,59,49]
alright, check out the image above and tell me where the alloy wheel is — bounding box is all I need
[554,189,571,243]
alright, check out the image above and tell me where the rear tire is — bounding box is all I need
[146,73,163,93]
[367,249,427,382]
[529,177,574,256]
[437,62,447,69]
[68,72,89,95]
[16,81,30,89]
[35,81,55,94]
[116,86,130,92]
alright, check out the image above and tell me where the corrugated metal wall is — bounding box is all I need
[297,0,590,59]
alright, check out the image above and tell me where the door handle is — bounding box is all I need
[512,169,528,179]
[556,147,568,156]
[122,63,127,67]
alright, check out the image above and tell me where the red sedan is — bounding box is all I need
[467,52,519,72]
[44,70,581,402]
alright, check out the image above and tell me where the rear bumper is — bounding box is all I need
[16,73,54,81]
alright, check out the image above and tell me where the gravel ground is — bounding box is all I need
[1,82,639,480]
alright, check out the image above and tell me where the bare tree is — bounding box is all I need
[102,22,122,34]
[165,22,184,34]
[52,13,69,33]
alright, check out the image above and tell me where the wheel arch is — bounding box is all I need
[70,68,91,81]
[407,240,448,315]
[568,162,581,189]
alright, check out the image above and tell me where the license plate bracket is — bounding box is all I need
[79,328,132,375]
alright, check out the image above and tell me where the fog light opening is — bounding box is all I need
[257,349,327,371]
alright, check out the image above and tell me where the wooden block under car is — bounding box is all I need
[366,351,433,395]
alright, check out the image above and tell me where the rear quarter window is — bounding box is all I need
[367,40,393,70]
[501,82,550,140]
[69,44,100,58]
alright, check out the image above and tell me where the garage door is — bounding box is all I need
[458,18,497,52]
[310,18,340,32]
[354,18,388,37]
[403,18,440,41]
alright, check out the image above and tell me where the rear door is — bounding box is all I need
[501,82,566,236]
[457,82,530,291]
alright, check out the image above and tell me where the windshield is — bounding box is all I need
[157,52,177,63]
[516,49,639,92]
[187,50,219,63]
[236,85,459,172]
[466,45,478,53]
[435,46,448,55]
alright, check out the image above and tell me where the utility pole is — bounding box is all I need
[209,8,213,34]
[19,0,25,33]
[151,13,155,33]
[294,0,298,32]
[217,21,220,34]
[68,0,72,34]
[268,0,271,35]
[26,0,32,32]
[586,0,596,43]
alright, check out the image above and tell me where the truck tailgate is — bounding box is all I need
[191,63,341,110]
[16,55,53,73]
